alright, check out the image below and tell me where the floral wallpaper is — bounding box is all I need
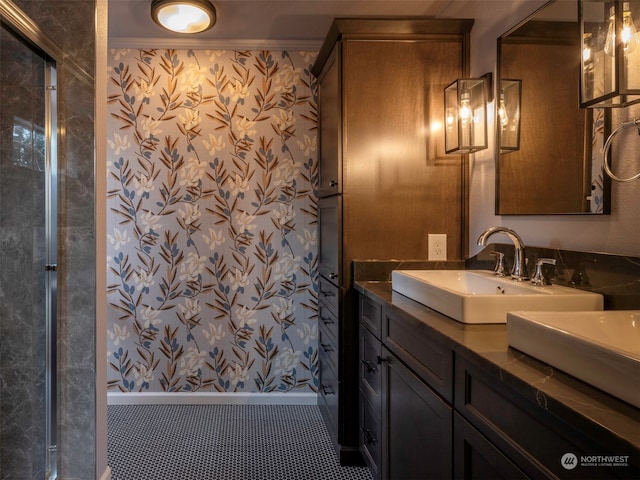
[106,49,319,394]
[590,108,606,213]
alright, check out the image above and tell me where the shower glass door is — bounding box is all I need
[0,21,57,480]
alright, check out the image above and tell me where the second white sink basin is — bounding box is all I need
[507,310,640,408]
[391,270,603,323]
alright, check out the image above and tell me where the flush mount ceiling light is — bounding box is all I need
[151,0,217,34]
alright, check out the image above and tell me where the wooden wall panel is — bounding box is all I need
[342,39,464,263]
[499,41,587,214]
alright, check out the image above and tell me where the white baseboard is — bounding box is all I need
[108,391,318,406]
[98,466,112,480]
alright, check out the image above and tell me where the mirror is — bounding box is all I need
[497,0,611,215]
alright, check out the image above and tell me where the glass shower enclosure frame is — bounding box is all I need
[1,7,58,479]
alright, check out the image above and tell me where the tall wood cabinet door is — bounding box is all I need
[382,347,452,479]
[317,45,341,197]
[318,195,341,285]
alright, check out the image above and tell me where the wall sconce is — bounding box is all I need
[151,0,217,34]
[580,0,640,107]
[498,79,522,153]
[444,74,491,153]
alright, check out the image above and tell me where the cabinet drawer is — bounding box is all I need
[319,353,340,445]
[360,395,382,480]
[318,196,341,285]
[318,300,339,344]
[319,325,339,376]
[455,355,640,479]
[359,325,382,413]
[319,275,340,319]
[359,293,382,338]
[383,305,453,402]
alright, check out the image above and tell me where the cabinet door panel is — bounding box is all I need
[359,325,382,413]
[383,347,452,480]
[453,412,528,479]
[318,46,341,197]
[318,196,341,284]
[360,293,382,339]
[319,350,340,446]
[360,395,382,480]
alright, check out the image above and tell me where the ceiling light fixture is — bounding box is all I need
[151,0,217,34]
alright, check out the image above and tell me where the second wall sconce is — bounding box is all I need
[498,79,522,153]
[444,73,492,153]
[580,0,640,107]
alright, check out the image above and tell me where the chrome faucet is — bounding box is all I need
[477,226,529,281]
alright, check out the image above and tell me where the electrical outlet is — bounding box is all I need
[428,234,447,261]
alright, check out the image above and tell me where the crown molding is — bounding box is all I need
[108,36,322,51]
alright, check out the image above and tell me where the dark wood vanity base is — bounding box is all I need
[356,280,639,480]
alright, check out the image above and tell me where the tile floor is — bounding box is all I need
[108,404,373,480]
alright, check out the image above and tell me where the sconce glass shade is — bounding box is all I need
[151,0,216,34]
[444,78,488,153]
[498,79,522,153]
[580,0,640,107]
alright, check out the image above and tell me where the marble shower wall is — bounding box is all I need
[106,49,320,394]
[5,1,97,479]
[0,23,48,479]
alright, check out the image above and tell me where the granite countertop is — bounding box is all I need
[354,280,640,454]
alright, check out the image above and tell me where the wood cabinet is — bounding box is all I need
[312,17,473,465]
[317,47,341,197]
[455,355,639,479]
[359,294,454,479]
[382,346,453,479]
[358,288,640,480]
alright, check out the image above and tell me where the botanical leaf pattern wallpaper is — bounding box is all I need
[589,108,606,213]
[106,49,319,394]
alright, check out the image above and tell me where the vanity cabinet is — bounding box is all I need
[312,17,472,464]
[455,355,639,479]
[359,294,454,479]
[357,287,640,480]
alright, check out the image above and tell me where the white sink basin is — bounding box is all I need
[507,311,640,408]
[391,270,603,324]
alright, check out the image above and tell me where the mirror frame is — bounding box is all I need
[495,0,611,216]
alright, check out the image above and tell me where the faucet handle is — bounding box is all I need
[489,251,508,277]
[571,262,591,286]
[531,258,556,286]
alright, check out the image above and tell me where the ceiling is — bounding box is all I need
[108,0,482,49]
